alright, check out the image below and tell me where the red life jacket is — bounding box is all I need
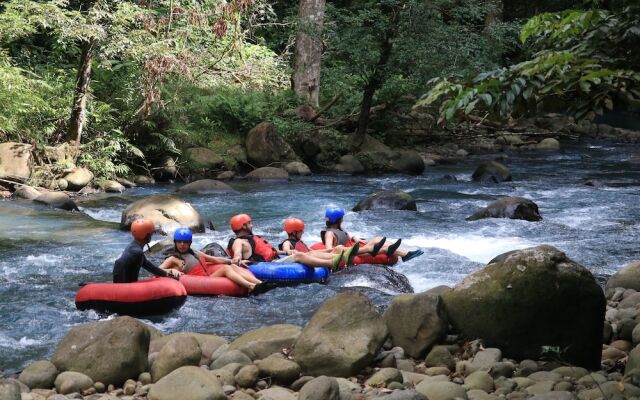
[278,238,311,253]
[227,235,278,262]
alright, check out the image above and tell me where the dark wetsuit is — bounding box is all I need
[113,241,169,283]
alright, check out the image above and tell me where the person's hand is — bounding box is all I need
[239,260,250,268]
[168,269,182,279]
[232,256,242,266]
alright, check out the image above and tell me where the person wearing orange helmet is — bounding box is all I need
[113,219,182,283]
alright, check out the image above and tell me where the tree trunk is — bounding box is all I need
[68,38,96,148]
[351,18,396,148]
[292,0,326,108]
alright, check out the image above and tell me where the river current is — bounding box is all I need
[1,140,639,373]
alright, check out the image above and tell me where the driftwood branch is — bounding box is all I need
[310,93,342,123]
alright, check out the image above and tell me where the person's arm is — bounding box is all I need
[141,256,173,278]
[196,250,232,265]
[231,240,245,265]
[324,231,336,249]
[281,241,294,254]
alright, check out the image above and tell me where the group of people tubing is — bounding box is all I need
[112,208,424,293]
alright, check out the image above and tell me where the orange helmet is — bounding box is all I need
[131,219,155,240]
[284,218,304,234]
[230,214,252,232]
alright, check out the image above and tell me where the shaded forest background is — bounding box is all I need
[0,0,638,181]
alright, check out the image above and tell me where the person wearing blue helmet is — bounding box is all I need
[322,208,424,262]
[160,227,263,291]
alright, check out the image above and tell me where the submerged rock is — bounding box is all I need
[471,161,512,183]
[176,179,236,194]
[466,197,542,222]
[442,245,605,369]
[353,190,417,212]
[244,167,289,181]
[33,192,79,211]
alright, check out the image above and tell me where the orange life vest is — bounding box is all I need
[227,235,278,262]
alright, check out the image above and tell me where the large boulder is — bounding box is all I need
[150,332,227,366]
[63,167,93,191]
[228,324,302,360]
[0,142,33,183]
[18,360,58,389]
[33,192,79,211]
[148,366,225,400]
[442,245,605,369]
[51,316,150,385]
[120,194,205,234]
[606,261,640,294]
[471,161,512,183]
[176,179,236,194]
[466,197,542,222]
[151,335,201,382]
[185,147,224,170]
[244,167,289,181]
[0,379,21,400]
[256,354,301,385]
[353,190,417,212]
[391,150,426,175]
[294,291,388,377]
[383,292,448,359]
[245,122,295,167]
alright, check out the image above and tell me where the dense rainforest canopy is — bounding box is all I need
[0,0,638,181]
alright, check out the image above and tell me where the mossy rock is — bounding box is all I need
[442,245,605,369]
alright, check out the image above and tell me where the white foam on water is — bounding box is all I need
[79,208,121,223]
[147,317,180,332]
[343,276,398,295]
[0,333,44,349]
[403,234,536,264]
[25,254,66,265]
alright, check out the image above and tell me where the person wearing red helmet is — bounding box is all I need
[113,219,182,283]
[228,214,358,271]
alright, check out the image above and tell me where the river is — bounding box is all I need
[1,140,639,373]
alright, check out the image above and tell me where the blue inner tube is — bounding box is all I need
[249,262,329,284]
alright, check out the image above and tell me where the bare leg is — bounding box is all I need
[210,265,259,290]
[233,265,261,284]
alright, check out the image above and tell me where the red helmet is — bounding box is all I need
[283,218,304,234]
[131,219,155,240]
[230,214,252,231]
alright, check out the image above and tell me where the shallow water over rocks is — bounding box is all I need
[1,139,639,373]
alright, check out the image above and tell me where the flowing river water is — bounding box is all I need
[1,140,639,374]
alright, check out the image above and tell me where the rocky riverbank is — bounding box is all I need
[2,246,640,400]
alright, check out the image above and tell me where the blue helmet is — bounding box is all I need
[325,208,345,224]
[174,228,192,242]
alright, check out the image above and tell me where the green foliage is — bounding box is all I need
[78,129,143,180]
[0,51,70,144]
[320,0,521,121]
[418,5,640,124]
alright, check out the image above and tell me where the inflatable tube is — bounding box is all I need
[310,243,398,266]
[180,274,246,297]
[249,262,329,284]
[76,278,187,316]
